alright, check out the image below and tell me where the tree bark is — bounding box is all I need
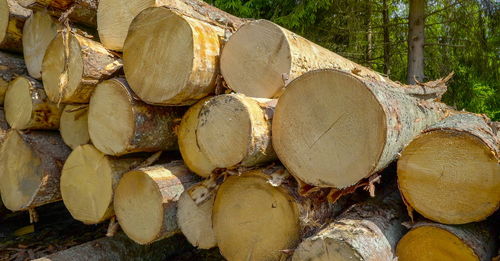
[213,166,348,261]
[34,233,192,261]
[273,69,450,189]
[42,30,122,104]
[195,93,277,169]
[0,51,26,104]
[0,130,71,211]
[407,0,425,84]
[114,161,200,245]
[293,191,408,261]
[0,0,31,53]
[398,113,499,224]
[4,76,62,130]
[396,221,497,261]
[97,0,244,51]
[59,104,89,148]
[17,0,97,27]
[88,78,185,156]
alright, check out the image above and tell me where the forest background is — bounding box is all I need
[206,0,499,120]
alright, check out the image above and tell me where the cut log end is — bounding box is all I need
[42,32,84,103]
[22,11,59,79]
[97,0,156,51]
[5,76,33,129]
[292,238,362,261]
[60,105,90,149]
[177,188,216,249]
[273,70,386,188]
[124,7,222,105]
[213,171,300,261]
[398,130,500,224]
[0,0,9,44]
[221,19,291,98]
[61,145,115,224]
[88,79,133,155]
[396,226,479,261]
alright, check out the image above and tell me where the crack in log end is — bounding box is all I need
[309,113,347,150]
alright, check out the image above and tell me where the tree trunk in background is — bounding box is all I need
[365,0,372,65]
[407,0,425,84]
[382,0,390,75]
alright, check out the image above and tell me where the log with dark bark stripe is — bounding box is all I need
[17,0,97,27]
[0,0,31,53]
[398,113,499,224]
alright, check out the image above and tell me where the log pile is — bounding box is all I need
[0,1,497,260]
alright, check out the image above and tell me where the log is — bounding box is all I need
[60,144,147,224]
[22,11,60,79]
[113,161,199,245]
[0,51,26,104]
[212,166,345,261]
[98,0,244,52]
[272,69,450,188]
[88,78,185,156]
[221,19,449,99]
[0,0,31,53]
[42,30,122,104]
[398,113,499,224]
[0,129,71,211]
[4,75,62,129]
[178,97,216,177]
[17,0,97,27]
[195,94,276,169]
[0,107,9,139]
[123,6,235,105]
[34,233,192,261]
[292,191,408,261]
[60,104,89,148]
[177,182,217,249]
[396,222,497,261]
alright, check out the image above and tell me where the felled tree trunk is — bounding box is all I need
[396,221,497,261]
[97,0,244,51]
[60,105,89,148]
[194,94,276,169]
[88,78,185,156]
[17,0,97,27]
[178,97,217,177]
[212,166,346,261]
[0,51,26,104]
[177,181,217,249]
[123,6,237,105]
[61,145,147,224]
[0,0,31,53]
[4,76,62,130]
[398,113,499,225]
[293,191,408,261]
[0,130,71,211]
[113,161,199,245]
[42,30,122,104]
[272,69,450,189]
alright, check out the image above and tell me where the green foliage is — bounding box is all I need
[207,0,499,120]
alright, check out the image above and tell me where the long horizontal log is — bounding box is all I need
[0,0,31,53]
[0,51,26,104]
[398,113,499,224]
[273,69,450,189]
[17,0,97,27]
[0,130,71,211]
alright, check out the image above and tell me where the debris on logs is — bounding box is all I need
[398,113,499,224]
[88,78,184,156]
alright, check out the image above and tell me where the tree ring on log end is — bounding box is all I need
[398,130,500,224]
[213,171,300,261]
[5,77,33,129]
[292,237,363,261]
[88,79,133,156]
[273,70,386,188]
[42,32,84,103]
[114,170,165,245]
[0,131,42,211]
[196,94,252,168]
[221,20,292,98]
[396,226,478,261]
[61,145,114,224]
[0,0,9,44]
[123,7,194,105]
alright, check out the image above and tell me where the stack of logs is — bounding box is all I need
[0,0,498,260]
